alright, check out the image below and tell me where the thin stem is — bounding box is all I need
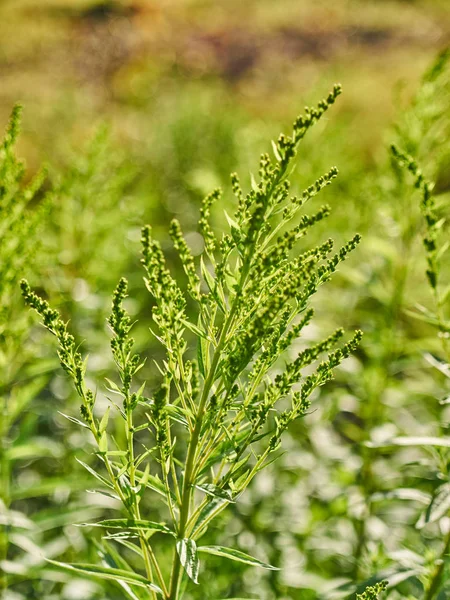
[424,528,450,600]
[167,154,300,599]
[126,394,170,599]
[187,447,271,540]
[83,391,167,599]
[167,295,241,599]
[125,408,158,600]
[161,416,180,526]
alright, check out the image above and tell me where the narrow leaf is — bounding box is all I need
[198,546,279,570]
[371,488,430,504]
[103,531,140,540]
[79,519,173,535]
[58,412,90,429]
[104,378,123,395]
[195,483,234,502]
[201,256,225,313]
[197,336,208,378]
[191,497,228,537]
[180,318,211,341]
[136,470,176,503]
[46,559,162,592]
[366,436,450,449]
[177,538,199,584]
[86,489,121,501]
[416,483,450,529]
[75,458,114,489]
[165,405,191,428]
[99,406,110,434]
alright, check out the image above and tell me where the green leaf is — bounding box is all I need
[224,210,240,232]
[136,470,176,503]
[34,505,101,531]
[46,559,162,592]
[105,378,123,395]
[197,335,208,378]
[416,483,450,529]
[195,483,234,502]
[180,318,211,341]
[423,352,450,377]
[75,458,114,489]
[198,546,279,570]
[79,519,174,535]
[366,436,450,448]
[98,432,108,453]
[198,438,251,475]
[7,438,63,461]
[177,538,199,584]
[165,404,191,429]
[271,139,282,162]
[11,476,91,501]
[103,531,140,540]
[191,497,228,537]
[371,488,430,504]
[58,411,90,429]
[105,536,144,558]
[96,539,143,600]
[200,256,225,313]
[86,489,121,501]
[99,406,110,434]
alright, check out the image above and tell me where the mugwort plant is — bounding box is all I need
[21,86,373,599]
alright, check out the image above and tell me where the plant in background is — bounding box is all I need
[0,109,141,600]
[44,124,138,346]
[0,106,50,592]
[21,86,369,599]
[48,124,137,290]
[317,50,450,597]
[388,145,450,600]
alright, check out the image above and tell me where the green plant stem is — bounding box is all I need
[103,434,160,598]
[167,295,240,599]
[126,407,164,600]
[168,216,266,597]
[84,392,166,599]
[424,528,450,600]
[186,446,272,541]
[168,157,300,599]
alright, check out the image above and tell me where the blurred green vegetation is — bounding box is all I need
[2,0,450,599]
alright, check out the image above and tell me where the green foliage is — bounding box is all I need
[390,146,440,293]
[46,126,137,293]
[0,105,48,376]
[3,39,450,600]
[0,105,50,593]
[390,141,450,600]
[21,86,363,599]
[0,109,143,600]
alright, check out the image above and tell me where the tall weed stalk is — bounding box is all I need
[0,106,50,592]
[21,86,368,599]
[391,144,450,600]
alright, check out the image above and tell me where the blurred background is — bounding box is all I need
[3,0,449,168]
[2,1,450,599]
